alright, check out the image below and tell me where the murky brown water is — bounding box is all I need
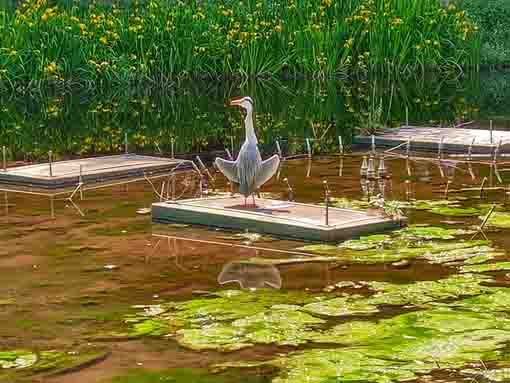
[1,153,510,382]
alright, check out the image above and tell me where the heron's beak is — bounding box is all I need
[229,98,242,107]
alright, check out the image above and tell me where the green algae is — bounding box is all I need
[339,234,392,250]
[461,262,510,274]
[177,307,325,351]
[0,351,37,369]
[429,206,482,217]
[299,238,492,265]
[0,348,109,381]
[123,289,324,350]
[222,303,510,383]
[462,367,510,382]
[302,274,492,318]
[484,212,510,229]
[302,296,379,317]
[397,226,475,240]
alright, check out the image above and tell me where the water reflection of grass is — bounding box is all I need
[0,76,482,159]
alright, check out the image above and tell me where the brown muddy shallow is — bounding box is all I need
[1,154,510,382]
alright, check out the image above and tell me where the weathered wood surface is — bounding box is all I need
[152,195,405,242]
[0,154,189,189]
[354,126,510,154]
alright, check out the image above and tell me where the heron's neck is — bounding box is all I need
[244,109,257,143]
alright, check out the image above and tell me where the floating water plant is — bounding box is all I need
[483,212,510,229]
[0,348,109,381]
[298,225,494,265]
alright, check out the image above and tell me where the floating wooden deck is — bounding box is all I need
[354,126,510,154]
[152,195,406,242]
[0,154,190,189]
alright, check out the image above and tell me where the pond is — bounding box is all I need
[2,73,510,383]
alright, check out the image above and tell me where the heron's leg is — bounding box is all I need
[244,196,247,207]
[252,195,256,206]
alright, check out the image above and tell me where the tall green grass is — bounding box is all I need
[0,0,479,87]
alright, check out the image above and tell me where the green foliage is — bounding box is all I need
[0,0,479,86]
[462,0,510,65]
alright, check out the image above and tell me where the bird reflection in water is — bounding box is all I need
[218,261,282,290]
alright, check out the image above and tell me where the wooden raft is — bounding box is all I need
[0,154,190,189]
[354,126,510,154]
[152,195,406,242]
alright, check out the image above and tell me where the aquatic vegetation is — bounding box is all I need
[304,273,492,317]
[122,289,324,350]
[461,261,510,274]
[298,225,493,265]
[462,367,510,382]
[120,273,498,353]
[429,206,482,217]
[484,212,510,229]
[0,348,109,380]
[219,296,510,383]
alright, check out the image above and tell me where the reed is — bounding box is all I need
[0,0,479,87]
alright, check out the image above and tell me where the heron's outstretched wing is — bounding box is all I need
[254,154,280,190]
[215,157,239,183]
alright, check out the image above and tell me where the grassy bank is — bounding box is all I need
[461,0,510,67]
[0,0,479,87]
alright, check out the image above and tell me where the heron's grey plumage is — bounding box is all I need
[215,96,280,200]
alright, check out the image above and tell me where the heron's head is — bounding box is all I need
[229,96,253,114]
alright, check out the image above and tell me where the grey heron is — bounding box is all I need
[215,96,280,207]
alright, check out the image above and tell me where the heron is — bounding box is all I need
[215,96,280,207]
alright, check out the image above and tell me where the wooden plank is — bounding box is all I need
[0,154,190,189]
[354,126,510,154]
[152,196,406,242]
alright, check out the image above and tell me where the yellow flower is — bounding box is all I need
[274,24,282,32]
[391,17,402,27]
[99,36,108,44]
[45,62,57,74]
[41,13,48,22]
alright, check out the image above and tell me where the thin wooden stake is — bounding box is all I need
[225,148,233,161]
[437,137,444,160]
[170,137,175,159]
[2,146,6,172]
[468,138,475,161]
[480,177,487,199]
[276,140,283,158]
[305,138,312,158]
[48,150,53,177]
[323,180,330,226]
[124,132,128,154]
[79,164,84,200]
[490,120,493,144]
[338,136,344,155]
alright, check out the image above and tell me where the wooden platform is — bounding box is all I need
[0,154,190,189]
[152,196,406,242]
[354,126,510,154]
